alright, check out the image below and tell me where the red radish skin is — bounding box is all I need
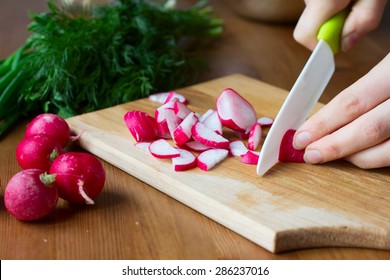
[197,149,229,171]
[247,123,262,151]
[164,91,187,104]
[216,88,257,133]
[148,139,180,159]
[172,149,197,171]
[124,110,158,142]
[4,169,58,221]
[25,113,71,148]
[279,129,305,163]
[173,112,198,146]
[173,100,191,119]
[16,134,63,172]
[241,150,260,165]
[191,122,230,149]
[50,152,106,205]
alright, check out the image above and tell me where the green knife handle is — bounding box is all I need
[317,9,348,54]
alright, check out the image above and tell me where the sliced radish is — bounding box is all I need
[183,140,211,152]
[241,150,260,165]
[257,116,274,127]
[191,122,230,149]
[124,110,158,142]
[172,149,197,171]
[148,139,180,159]
[173,100,191,119]
[148,91,187,104]
[134,142,151,152]
[229,140,248,156]
[173,112,198,146]
[197,149,229,171]
[216,88,257,133]
[165,108,182,139]
[278,129,305,163]
[164,91,187,104]
[155,100,176,138]
[198,109,214,123]
[203,110,222,134]
[247,123,262,151]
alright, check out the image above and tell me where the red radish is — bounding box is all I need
[25,113,71,148]
[124,110,158,142]
[4,169,58,221]
[198,109,214,123]
[203,110,222,134]
[183,140,211,152]
[229,140,248,156]
[134,142,151,152]
[172,149,197,171]
[173,100,191,119]
[163,91,187,104]
[154,100,176,138]
[148,139,180,159]
[257,116,274,127]
[216,88,257,133]
[278,129,305,163]
[165,108,182,139]
[16,134,63,172]
[241,150,260,165]
[50,152,106,205]
[247,123,262,151]
[197,149,229,171]
[173,112,197,146]
[191,122,230,149]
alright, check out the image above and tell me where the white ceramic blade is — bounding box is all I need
[257,40,335,176]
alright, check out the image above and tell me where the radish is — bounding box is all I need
[183,140,211,152]
[148,139,180,159]
[229,140,248,156]
[4,169,58,221]
[216,88,257,133]
[203,110,223,134]
[25,113,71,148]
[165,108,182,139]
[148,91,187,104]
[164,91,187,104]
[173,100,191,119]
[191,122,230,149]
[257,116,274,127]
[198,109,214,123]
[278,129,305,163]
[155,100,176,138]
[197,149,229,171]
[50,152,106,205]
[172,149,197,171]
[173,112,198,146]
[134,142,151,152]
[241,150,260,165]
[247,123,262,151]
[16,134,63,172]
[124,110,158,142]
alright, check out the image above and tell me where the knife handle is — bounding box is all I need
[317,9,349,54]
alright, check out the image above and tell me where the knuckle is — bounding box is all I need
[362,119,387,144]
[339,92,363,120]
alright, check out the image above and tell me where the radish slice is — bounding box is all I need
[149,91,187,104]
[173,100,191,119]
[173,112,198,146]
[165,108,182,139]
[241,150,260,165]
[134,142,151,152]
[203,110,223,134]
[155,100,176,138]
[197,149,229,171]
[247,123,262,151]
[182,140,211,152]
[216,88,257,133]
[257,116,274,127]
[198,109,214,123]
[172,149,197,171]
[148,139,180,159]
[164,91,187,104]
[278,129,305,163]
[229,140,248,156]
[191,122,230,149]
[124,110,158,142]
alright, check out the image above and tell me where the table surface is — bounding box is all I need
[1,0,389,260]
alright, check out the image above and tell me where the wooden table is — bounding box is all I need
[1,0,389,260]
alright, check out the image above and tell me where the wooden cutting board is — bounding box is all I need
[66,74,390,253]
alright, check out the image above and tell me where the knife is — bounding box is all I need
[256,9,348,176]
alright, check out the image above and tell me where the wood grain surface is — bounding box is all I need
[1,0,390,260]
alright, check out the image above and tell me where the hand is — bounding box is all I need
[293,53,390,169]
[294,0,388,51]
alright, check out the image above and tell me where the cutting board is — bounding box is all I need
[66,74,390,253]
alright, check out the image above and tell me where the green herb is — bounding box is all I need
[0,0,223,137]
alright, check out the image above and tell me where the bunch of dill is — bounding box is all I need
[0,0,223,136]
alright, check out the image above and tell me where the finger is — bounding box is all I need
[303,98,390,164]
[293,0,351,50]
[345,138,390,169]
[341,0,388,51]
[294,53,390,150]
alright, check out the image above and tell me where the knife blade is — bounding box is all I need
[257,9,348,176]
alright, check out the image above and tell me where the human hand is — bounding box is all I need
[294,0,388,51]
[293,53,390,169]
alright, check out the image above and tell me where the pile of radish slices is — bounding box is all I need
[124,88,301,172]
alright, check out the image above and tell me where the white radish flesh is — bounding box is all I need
[191,122,230,150]
[203,110,223,134]
[229,140,248,156]
[197,149,229,171]
[257,116,274,127]
[183,140,211,152]
[172,149,197,171]
[247,123,262,151]
[148,139,180,159]
[173,100,191,119]
[173,112,198,146]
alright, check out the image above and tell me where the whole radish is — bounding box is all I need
[16,134,63,172]
[50,152,106,205]
[26,113,71,148]
[4,169,58,221]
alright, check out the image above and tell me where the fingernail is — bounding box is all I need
[294,131,312,149]
[342,32,359,52]
[304,150,323,164]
